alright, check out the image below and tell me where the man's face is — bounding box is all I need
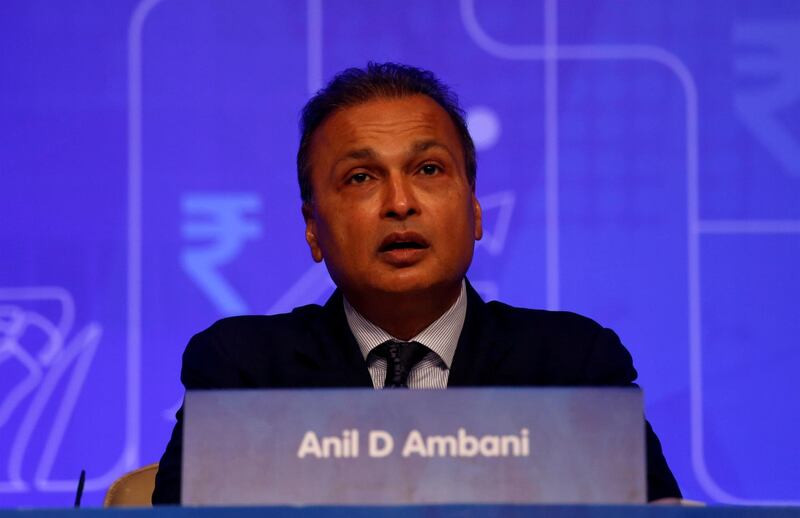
[302,95,482,302]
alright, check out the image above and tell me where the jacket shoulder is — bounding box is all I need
[482,300,636,385]
[484,300,604,339]
[203,303,325,337]
[180,304,326,388]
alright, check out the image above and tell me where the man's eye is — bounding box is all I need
[348,172,371,184]
[419,164,441,175]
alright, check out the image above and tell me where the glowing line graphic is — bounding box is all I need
[0,288,105,492]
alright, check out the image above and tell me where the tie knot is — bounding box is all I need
[372,340,430,388]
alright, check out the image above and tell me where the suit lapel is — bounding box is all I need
[448,281,509,386]
[293,289,373,388]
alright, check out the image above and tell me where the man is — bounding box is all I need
[152,62,681,504]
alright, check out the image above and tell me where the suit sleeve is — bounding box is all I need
[587,326,682,502]
[152,323,246,505]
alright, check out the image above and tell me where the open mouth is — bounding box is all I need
[380,241,427,251]
[378,232,430,253]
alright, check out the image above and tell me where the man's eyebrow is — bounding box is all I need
[345,148,377,160]
[411,139,458,162]
[412,139,446,153]
[331,141,457,170]
[332,148,377,169]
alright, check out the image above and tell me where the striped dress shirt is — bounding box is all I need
[343,281,467,389]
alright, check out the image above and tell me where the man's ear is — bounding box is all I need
[472,194,483,241]
[302,202,324,263]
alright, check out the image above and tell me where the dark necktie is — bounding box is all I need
[372,340,430,388]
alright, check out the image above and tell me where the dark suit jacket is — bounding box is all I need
[153,283,681,504]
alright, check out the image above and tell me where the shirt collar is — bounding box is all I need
[343,280,467,369]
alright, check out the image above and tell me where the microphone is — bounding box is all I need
[74,469,86,507]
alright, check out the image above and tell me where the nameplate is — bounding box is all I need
[182,388,645,505]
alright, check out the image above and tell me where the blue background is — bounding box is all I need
[1,0,798,507]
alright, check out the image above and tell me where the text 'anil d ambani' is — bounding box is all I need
[297,428,531,459]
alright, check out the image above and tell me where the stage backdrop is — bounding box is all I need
[1,0,798,507]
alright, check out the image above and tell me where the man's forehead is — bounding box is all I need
[336,139,456,163]
[311,96,461,153]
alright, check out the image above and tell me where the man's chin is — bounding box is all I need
[330,263,465,302]
[370,274,462,298]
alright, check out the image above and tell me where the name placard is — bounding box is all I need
[182,388,645,505]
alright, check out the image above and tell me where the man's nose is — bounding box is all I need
[381,173,419,220]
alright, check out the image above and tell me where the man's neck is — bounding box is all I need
[343,282,463,341]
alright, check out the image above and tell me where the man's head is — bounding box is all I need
[298,63,482,310]
[297,62,477,204]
